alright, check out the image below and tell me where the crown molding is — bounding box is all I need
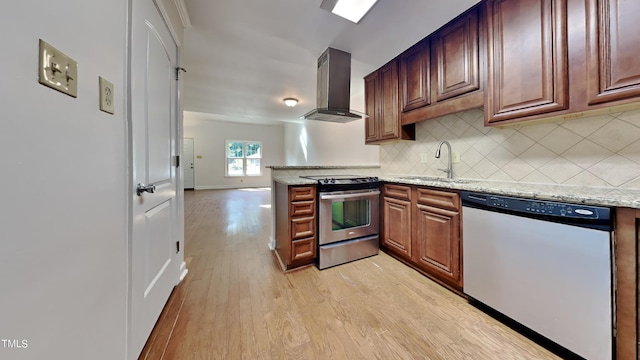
[174,0,192,28]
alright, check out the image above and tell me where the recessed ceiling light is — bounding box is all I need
[320,0,378,24]
[283,98,298,107]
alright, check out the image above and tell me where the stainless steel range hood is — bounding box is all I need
[302,47,365,123]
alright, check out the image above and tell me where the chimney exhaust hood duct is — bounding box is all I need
[302,47,365,123]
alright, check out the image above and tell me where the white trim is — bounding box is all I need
[174,0,192,28]
[195,185,271,190]
[153,0,182,47]
[178,261,188,283]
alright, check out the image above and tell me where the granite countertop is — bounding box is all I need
[379,175,640,209]
[267,165,380,170]
[274,173,640,209]
[273,176,318,185]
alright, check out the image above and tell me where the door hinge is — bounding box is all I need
[176,241,180,253]
[174,155,180,167]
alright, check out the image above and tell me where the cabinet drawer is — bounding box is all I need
[291,237,316,261]
[291,217,315,240]
[290,186,315,202]
[291,200,315,217]
[416,188,459,211]
[384,184,412,201]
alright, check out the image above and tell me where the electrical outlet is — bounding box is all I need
[452,152,461,163]
[420,153,428,163]
[99,77,114,114]
[38,39,78,97]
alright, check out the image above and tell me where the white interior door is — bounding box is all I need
[183,138,195,189]
[129,1,180,358]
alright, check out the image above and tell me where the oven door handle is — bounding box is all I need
[320,190,380,200]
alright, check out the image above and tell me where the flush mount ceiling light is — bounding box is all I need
[283,97,298,107]
[320,0,378,24]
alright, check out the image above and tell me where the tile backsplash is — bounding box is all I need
[379,108,640,189]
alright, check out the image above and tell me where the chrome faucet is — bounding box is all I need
[435,140,453,179]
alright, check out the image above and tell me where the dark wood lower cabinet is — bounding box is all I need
[275,183,317,270]
[413,204,461,288]
[382,196,412,258]
[614,208,640,360]
[381,183,463,294]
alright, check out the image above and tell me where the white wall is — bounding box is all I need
[183,113,285,188]
[0,1,128,360]
[284,119,380,166]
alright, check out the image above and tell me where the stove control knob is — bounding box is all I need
[330,179,336,183]
[322,179,329,184]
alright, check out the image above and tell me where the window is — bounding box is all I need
[226,140,262,176]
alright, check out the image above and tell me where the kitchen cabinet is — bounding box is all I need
[585,0,640,105]
[485,0,640,126]
[381,183,463,293]
[485,0,569,125]
[382,184,412,258]
[399,40,431,112]
[364,59,416,144]
[400,5,484,125]
[413,188,461,289]
[614,208,640,359]
[274,183,317,270]
[433,8,481,102]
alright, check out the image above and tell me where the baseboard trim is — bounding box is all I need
[195,185,271,190]
[178,261,188,283]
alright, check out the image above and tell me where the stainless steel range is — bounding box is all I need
[301,175,380,269]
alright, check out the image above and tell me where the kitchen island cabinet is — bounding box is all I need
[274,183,317,270]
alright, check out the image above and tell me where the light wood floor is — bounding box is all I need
[139,188,561,360]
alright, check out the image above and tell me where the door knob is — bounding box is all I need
[136,183,156,196]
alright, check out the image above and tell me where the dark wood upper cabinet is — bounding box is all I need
[399,4,484,126]
[400,40,431,112]
[485,0,569,125]
[364,73,379,143]
[586,0,640,105]
[379,61,401,140]
[365,59,416,144]
[433,8,480,102]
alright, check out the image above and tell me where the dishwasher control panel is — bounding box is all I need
[462,192,610,221]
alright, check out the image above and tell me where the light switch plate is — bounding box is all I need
[452,152,461,163]
[38,39,78,97]
[99,77,114,114]
[420,153,428,163]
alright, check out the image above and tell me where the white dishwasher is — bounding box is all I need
[462,192,613,360]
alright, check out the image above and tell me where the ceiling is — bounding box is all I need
[181,0,480,125]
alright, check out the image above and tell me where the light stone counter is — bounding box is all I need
[380,175,640,209]
[273,173,640,209]
[273,176,318,186]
